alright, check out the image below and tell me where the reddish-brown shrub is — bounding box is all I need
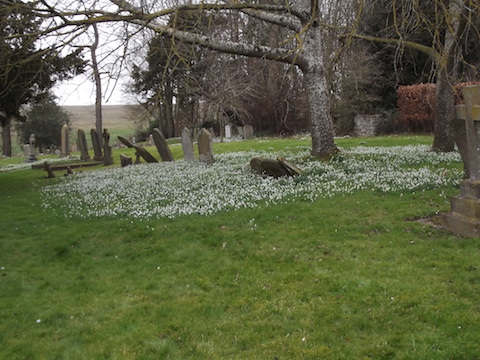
[396,81,480,132]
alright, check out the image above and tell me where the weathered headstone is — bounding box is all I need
[91,129,103,161]
[103,129,114,165]
[209,127,216,138]
[118,136,158,163]
[243,125,254,140]
[77,129,91,160]
[28,134,37,162]
[198,128,214,164]
[250,157,303,178]
[120,154,133,167]
[442,85,480,237]
[181,127,195,161]
[60,124,69,157]
[225,125,232,139]
[152,128,174,162]
[237,126,244,137]
[23,144,30,162]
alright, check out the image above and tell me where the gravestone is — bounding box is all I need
[225,125,232,139]
[60,124,69,157]
[243,125,254,140]
[23,144,30,162]
[77,129,91,160]
[120,154,133,167]
[103,129,114,165]
[91,129,104,161]
[354,114,383,137]
[28,134,37,162]
[209,127,216,138]
[250,157,303,178]
[198,128,214,164]
[237,126,244,137]
[442,85,480,237]
[152,128,174,162]
[118,136,158,163]
[181,127,195,161]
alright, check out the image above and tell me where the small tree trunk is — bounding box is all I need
[1,116,12,157]
[91,24,103,146]
[432,69,455,152]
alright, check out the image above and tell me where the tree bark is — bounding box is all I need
[91,23,103,147]
[1,116,12,157]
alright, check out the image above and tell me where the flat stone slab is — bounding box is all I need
[118,136,158,163]
[250,157,303,178]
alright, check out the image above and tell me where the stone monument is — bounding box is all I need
[60,124,69,157]
[442,85,480,237]
[91,129,104,161]
[181,127,195,161]
[243,125,254,140]
[198,128,214,164]
[103,129,114,166]
[77,129,91,160]
[28,134,37,162]
[152,128,174,162]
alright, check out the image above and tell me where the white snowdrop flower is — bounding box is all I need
[36,319,41,323]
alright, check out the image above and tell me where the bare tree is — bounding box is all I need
[34,0,339,158]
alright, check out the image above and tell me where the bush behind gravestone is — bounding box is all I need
[396,81,480,133]
[17,98,71,152]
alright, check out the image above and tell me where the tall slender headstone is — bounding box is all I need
[181,127,194,161]
[23,144,30,162]
[77,129,91,160]
[243,125,254,140]
[198,128,214,164]
[91,129,103,161]
[103,129,114,166]
[225,125,232,139]
[152,128,174,162]
[60,124,69,157]
[28,134,37,162]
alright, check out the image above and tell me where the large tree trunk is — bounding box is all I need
[432,0,464,152]
[1,116,12,157]
[298,2,338,158]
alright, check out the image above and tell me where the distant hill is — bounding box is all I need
[62,105,137,132]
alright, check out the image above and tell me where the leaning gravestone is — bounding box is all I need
[60,124,69,157]
[77,129,91,161]
[103,129,114,165]
[198,128,214,164]
[152,128,174,162]
[243,125,254,140]
[442,85,480,237]
[250,157,303,178]
[117,136,158,163]
[91,129,104,161]
[181,127,195,161]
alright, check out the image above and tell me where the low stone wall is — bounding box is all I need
[354,114,383,137]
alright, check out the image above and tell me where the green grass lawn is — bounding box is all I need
[1,135,479,359]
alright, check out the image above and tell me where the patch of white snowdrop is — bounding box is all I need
[40,145,463,219]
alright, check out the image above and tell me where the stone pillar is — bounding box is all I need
[60,124,69,157]
[78,129,91,161]
[91,129,103,161]
[103,129,113,165]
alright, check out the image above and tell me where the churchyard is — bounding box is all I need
[1,132,480,359]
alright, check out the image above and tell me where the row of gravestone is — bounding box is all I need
[117,127,214,166]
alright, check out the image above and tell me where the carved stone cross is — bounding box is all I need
[455,85,480,179]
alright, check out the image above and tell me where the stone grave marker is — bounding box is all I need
[118,135,158,163]
[181,127,195,161]
[442,85,480,237]
[198,128,214,164]
[91,129,104,161]
[60,124,69,157]
[225,125,232,139]
[120,154,133,167]
[152,128,174,162]
[28,134,37,162]
[77,129,91,160]
[243,125,254,140]
[237,126,244,137]
[23,144,30,162]
[250,157,303,178]
[103,129,114,165]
